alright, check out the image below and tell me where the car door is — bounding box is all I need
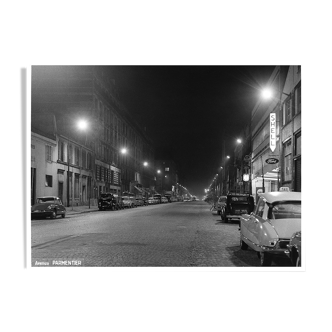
[246,197,266,246]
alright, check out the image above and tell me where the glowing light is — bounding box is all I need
[77,120,88,130]
[262,88,273,99]
[121,148,127,154]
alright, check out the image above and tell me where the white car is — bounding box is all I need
[239,191,301,266]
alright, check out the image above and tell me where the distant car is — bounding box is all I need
[135,198,144,206]
[239,191,301,266]
[98,192,122,210]
[217,196,227,215]
[122,196,134,208]
[31,196,66,219]
[148,197,155,205]
[221,193,254,222]
[285,231,301,266]
[161,197,168,203]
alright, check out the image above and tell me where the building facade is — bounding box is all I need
[31,66,155,206]
[230,66,301,200]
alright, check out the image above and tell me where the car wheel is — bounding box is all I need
[240,238,248,250]
[295,256,301,267]
[51,210,57,219]
[259,252,272,266]
[61,212,66,218]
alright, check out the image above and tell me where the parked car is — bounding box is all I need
[221,193,254,222]
[148,197,156,205]
[161,196,168,203]
[135,197,144,206]
[122,196,134,208]
[239,191,301,266]
[31,196,66,219]
[217,196,227,215]
[285,231,301,266]
[98,193,122,210]
[153,194,162,204]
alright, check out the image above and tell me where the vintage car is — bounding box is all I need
[216,196,227,215]
[239,191,301,266]
[221,193,254,222]
[122,196,135,208]
[135,197,144,206]
[31,196,66,219]
[98,193,122,211]
[161,196,169,203]
[148,197,156,205]
[285,231,301,266]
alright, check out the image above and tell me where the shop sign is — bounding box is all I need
[270,113,276,152]
[243,154,251,162]
[265,157,279,164]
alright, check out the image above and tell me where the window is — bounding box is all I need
[284,140,292,181]
[295,132,301,157]
[46,145,52,162]
[74,174,79,198]
[82,150,87,168]
[295,84,301,114]
[58,141,65,161]
[87,152,91,169]
[75,146,80,166]
[45,175,53,187]
[283,98,292,125]
[68,144,72,164]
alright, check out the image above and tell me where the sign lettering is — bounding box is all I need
[270,113,276,152]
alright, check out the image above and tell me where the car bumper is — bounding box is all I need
[226,214,242,220]
[31,211,53,219]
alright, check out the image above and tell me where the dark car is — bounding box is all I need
[221,193,254,223]
[98,193,122,210]
[31,196,66,219]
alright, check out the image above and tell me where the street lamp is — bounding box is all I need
[120,148,127,192]
[66,120,89,209]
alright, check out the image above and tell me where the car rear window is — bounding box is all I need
[37,198,54,203]
[270,202,301,219]
[231,196,248,202]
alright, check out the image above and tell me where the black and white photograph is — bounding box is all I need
[30,65,302,268]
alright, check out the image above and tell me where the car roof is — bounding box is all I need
[259,191,301,203]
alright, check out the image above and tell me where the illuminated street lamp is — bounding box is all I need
[77,119,88,131]
[67,119,89,208]
[143,161,148,167]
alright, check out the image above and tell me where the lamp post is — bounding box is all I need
[120,148,127,192]
[66,119,89,209]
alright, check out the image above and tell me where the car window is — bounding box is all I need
[231,196,248,202]
[255,199,265,217]
[270,202,301,219]
[37,198,54,203]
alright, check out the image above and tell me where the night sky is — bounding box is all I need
[105,66,275,196]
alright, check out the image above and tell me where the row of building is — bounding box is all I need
[212,66,301,202]
[31,66,182,206]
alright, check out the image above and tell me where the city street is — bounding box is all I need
[31,201,291,267]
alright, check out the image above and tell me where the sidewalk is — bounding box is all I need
[66,205,99,216]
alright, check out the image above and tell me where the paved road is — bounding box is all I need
[31,201,291,267]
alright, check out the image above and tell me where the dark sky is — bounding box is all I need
[106,66,275,196]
